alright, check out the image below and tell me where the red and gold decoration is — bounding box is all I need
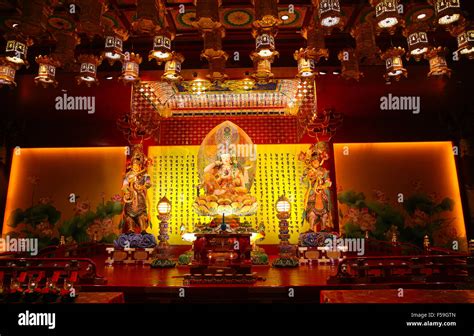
[76,54,102,87]
[103,28,129,66]
[370,0,404,35]
[118,52,142,85]
[351,22,382,65]
[193,0,228,82]
[201,28,229,82]
[0,56,18,87]
[303,108,343,141]
[252,0,281,30]
[16,0,52,37]
[183,77,213,95]
[425,47,452,78]
[381,47,407,81]
[34,55,60,88]
[222,76,256,91]
[132,0,166,35]
[193,0,222,31]
[162,53,184,82]
[75,0,107,37]
[51,32,81,71]
[301,24,329,64]
[338,48,363,81]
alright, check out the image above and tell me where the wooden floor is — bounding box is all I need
[90,255,335,287]
[79,255,474,303]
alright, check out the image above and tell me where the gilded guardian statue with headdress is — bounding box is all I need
[298,141,333,232]
[122,144,152,233]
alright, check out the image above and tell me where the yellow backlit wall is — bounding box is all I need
[147,144,309,245]
[3,147,127,233]
[333,142,466,247]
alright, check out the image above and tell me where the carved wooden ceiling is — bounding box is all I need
[0,0,472,72]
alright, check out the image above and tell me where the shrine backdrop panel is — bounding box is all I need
[148,144,309,245]
[334,142,467,251]
[2,147,127,249]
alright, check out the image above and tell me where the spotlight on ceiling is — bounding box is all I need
[417,13,427,20]
[281,14,289,21]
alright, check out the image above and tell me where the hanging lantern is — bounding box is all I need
[34,55,60,88]
[251,56,274,83]
[457,29,474,60]
[255,32,276,58]
[0,57,17,87]
[338,49,363,81]
[76,54,102,87]
[425,47,451,78]
[370,0,402,34]
[119,52,142,85]
[103,28,128,65]
[162,53,184,82]
[294,49,316,78]
[431,0,461,26]
[381,47,407,81]
[5,39,29,66]
[149,33,173,64]
[406,31,430,61]
[317,0,343,28]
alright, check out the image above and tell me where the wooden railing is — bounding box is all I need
[328,254,474,284]
[0,257,107,288]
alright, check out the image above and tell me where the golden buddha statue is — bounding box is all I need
[193,121,258,220]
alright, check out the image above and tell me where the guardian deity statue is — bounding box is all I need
[299,141,333,232]
[122,144,152,233]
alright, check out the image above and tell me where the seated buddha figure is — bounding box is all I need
[202,152,248,197]
[193,121,258,219]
